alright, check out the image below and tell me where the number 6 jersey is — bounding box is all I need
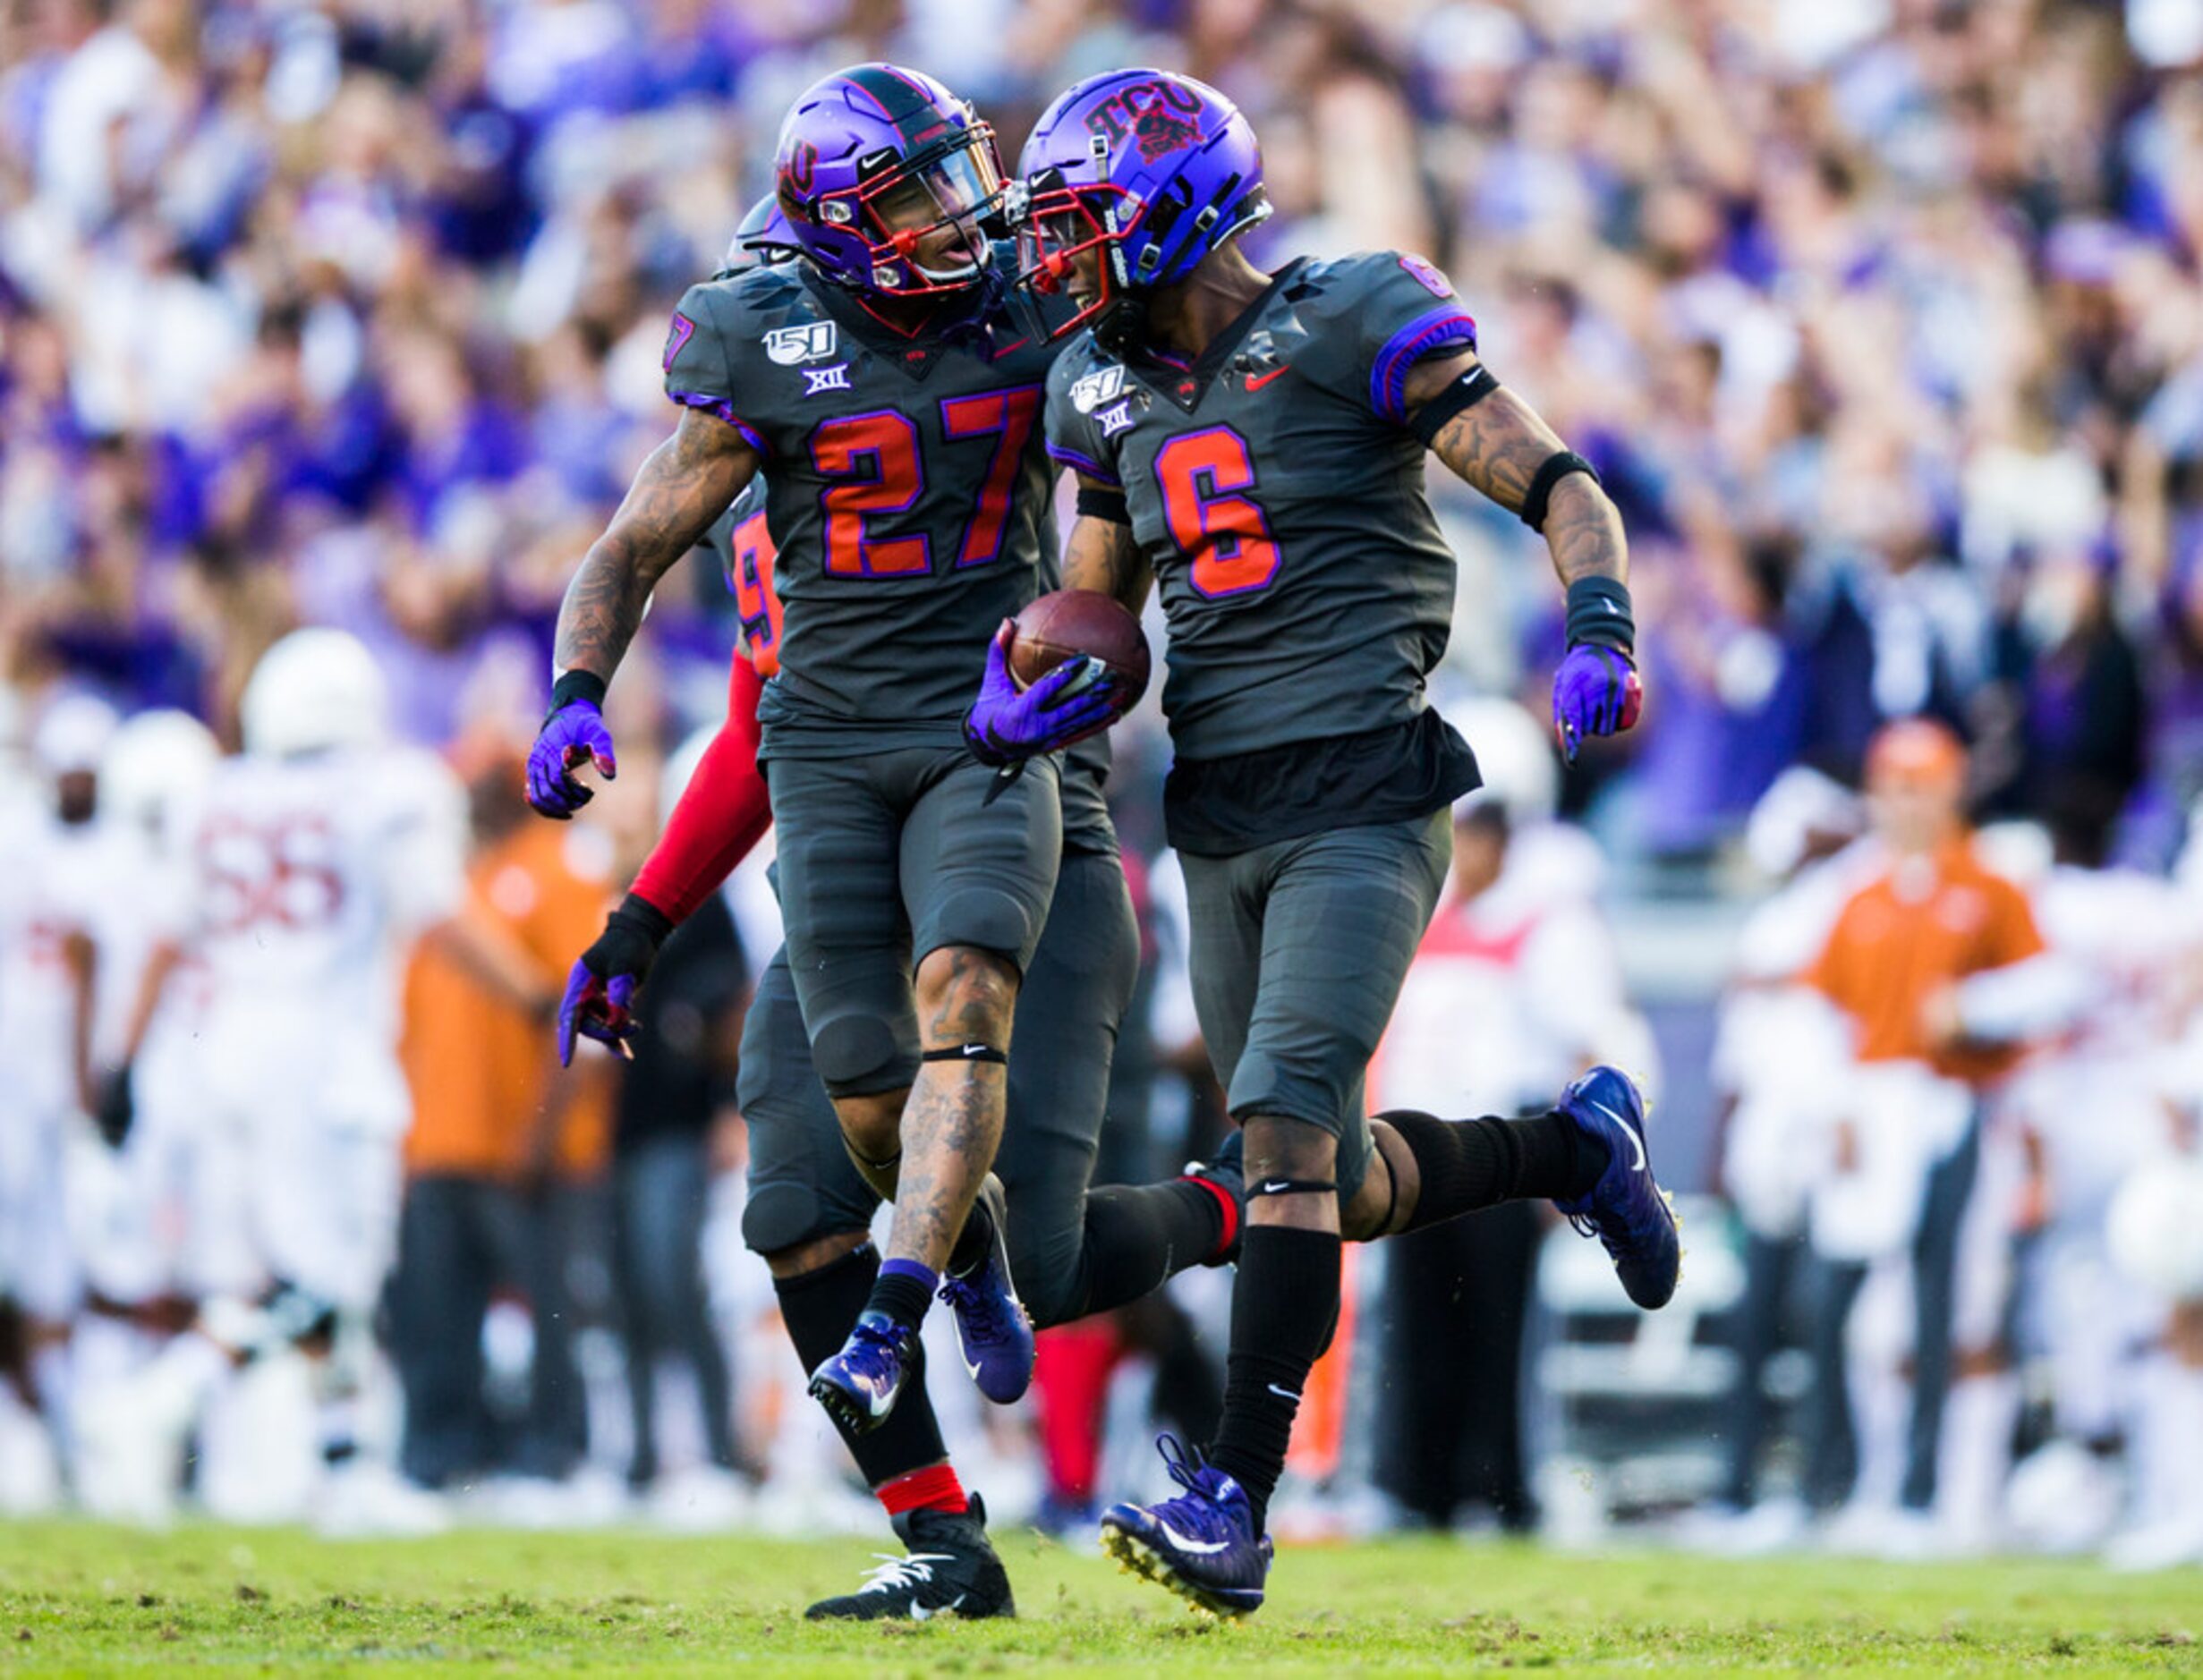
[664,252,1067,762]
[1043,252,1487,853]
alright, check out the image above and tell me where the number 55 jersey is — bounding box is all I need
[664,252,1066,763]
[173,744,467,1137]
[1042,252,1485,854]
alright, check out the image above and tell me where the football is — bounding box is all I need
[1009,588,1152,714]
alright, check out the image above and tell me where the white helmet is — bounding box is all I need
[241,628,388,758]
[32,692,121,776]
[2107,1156,2203,1302]
[1453,698,1559,825]
[102,709,219,842]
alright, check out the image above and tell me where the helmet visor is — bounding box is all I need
[856,128,1006,286]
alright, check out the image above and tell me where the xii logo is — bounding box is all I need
[803,365,853,396]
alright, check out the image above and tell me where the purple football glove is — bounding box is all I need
[1552,644,1643,765]
[527,699,617,819]
[556,895,671,1066]
[963,621,1120,768]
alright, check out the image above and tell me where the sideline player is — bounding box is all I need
[0,695,124,1472]
[551,197,1239,1621]
[524,69,1235,1489]
[986,70,1680,1616]
[90,631,465,1532]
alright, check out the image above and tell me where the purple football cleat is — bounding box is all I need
[808,1311,921,1437]
[937,1175,1034,1404]
[1554,1065,1680,1309]
[1100,1436,1272,1618]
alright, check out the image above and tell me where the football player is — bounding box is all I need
[91,631,464,1531]
[525,67,1241,1566]
[977,70,1682,1616]
[0,694,124,1464]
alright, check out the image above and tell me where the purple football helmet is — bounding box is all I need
[773,64,1006,296]
[1017,69,1271,338]
[723,195,796,273]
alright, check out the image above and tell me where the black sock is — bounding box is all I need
[774,1245,949,1489]
[1204,1224,1340,1532]
[1051,1182,1227,1326]
[945,1193,998,1279]
[1380,1108,1606,1232]
[863,1259,937,1332]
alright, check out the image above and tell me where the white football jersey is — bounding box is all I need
[0,802,132,1118]
[1377,825,1655,1118]
[178,744,464,1112]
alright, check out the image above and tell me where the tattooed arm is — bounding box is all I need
[1402,350,1628,591]
[553,407,762,682]
[1059,477,1154,615]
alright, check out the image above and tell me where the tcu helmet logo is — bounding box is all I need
[1070,364,1127,414]
[1084,79,1204,163]
[766,321,839,365]
[786,140,818,196]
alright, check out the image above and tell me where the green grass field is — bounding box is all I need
[2,1522,2197,1676]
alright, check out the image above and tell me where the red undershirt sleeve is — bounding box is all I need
[630,655,771,926]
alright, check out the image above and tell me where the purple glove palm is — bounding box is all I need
[556,895,671,1066]
[963,621,1119,768]
[527,699,617,819]
[1552,645,1643,765]
[557,963,640,1066]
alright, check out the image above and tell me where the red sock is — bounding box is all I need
[1184,1171,1240,1264]
[1032,1319,1123,1505]
[875,1463,968,1518]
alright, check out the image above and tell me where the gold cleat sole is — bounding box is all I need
[1099,1523,1251,1621]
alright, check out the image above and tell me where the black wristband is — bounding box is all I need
[549,669,608,715]
[1564,575,1636,656]
[612,891,676,947]
[1519,450,1600,533]
[1409,365,1501,449]
[1076,485,1131,525]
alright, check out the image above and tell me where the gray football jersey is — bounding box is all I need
[698,448,1116,854]
[1044,251,1479,761]
[665,259,1064,760]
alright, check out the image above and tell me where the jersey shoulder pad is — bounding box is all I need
[1042,332,1132,486]
[1281,250,1480,422]
[663,266,819,413]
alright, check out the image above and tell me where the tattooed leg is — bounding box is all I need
[880,946,1018,1273]
[834,1088,910,1202]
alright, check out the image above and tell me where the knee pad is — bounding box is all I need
[924,890,1036,971]
[743,1183,832,1258]
[812,1012,907,1095]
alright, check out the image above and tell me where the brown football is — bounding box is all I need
[1009,589,1152,713]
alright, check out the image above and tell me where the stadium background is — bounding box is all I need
[3,0,2202,1571]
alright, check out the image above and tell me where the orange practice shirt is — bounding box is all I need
[403,823,616,1181]
[1807,836,2046,1086]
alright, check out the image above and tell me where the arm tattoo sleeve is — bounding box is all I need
[1429,388,1628,588]
[554,408,761,680]
[1061,508,1153,613]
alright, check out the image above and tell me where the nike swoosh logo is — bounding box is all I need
[1155,1519,1230,1555]
[1267,1383,1301,1402]
[960,1044,991,1057]
[1246,366,1289,391]
[910,1593,967,1622]
[1589,1098,1648,1173]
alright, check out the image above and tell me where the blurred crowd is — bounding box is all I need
[2,0,2202,1565]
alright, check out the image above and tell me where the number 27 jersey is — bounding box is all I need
[665,261,1064,759]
